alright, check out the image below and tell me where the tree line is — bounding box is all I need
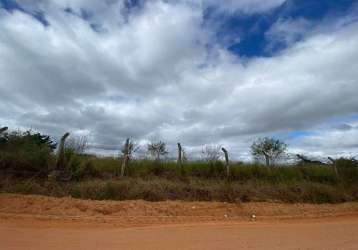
[0,126,356,181]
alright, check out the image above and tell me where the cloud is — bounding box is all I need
[200,0,287,14]
[289,121,358,158]
[0,0,357,159]
[265,17,312,51]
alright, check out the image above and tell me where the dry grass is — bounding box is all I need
[1,176,357,204]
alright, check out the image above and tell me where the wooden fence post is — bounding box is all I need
[56,132,70,171]
[177,143,183,175]
[121,138,130,177]
[222,147,230,178]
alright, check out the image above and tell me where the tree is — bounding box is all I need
[0,128,56,151]
[0,127,8,134]
[0,127,8,145]
[0,129,55,174]
[65,136,88,154]
[120,138,138,177]
[202,144,221,164]
[25,131,57,151]
[147,141,168,161]
[251,137,287,167]
[328,157,358,182]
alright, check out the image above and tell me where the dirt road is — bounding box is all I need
[1,193,358,249]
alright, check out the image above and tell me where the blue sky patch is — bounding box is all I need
[204,0,357,57]
[0,0,49,26]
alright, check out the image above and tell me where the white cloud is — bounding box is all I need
[265,17,312,50]
[289,121,358,158]
[0,0,358,160]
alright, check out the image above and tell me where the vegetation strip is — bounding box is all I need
[1,128,357,203]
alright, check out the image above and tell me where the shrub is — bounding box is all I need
[335,158,358,183]
[72,159,100,180]
[0,130,56,174]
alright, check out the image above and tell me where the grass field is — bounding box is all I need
[1,130,357,204]
[1,157,358,203]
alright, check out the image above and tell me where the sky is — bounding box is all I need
[0,0,358,160]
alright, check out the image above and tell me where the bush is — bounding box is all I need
[50,155,358,185]
[0,130,56,174]
[299,165,338,184]
[72,159,100,180]
[335,158,358,183]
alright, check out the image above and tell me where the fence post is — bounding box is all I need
[177,143,183,175]
[328,157,340,179]
[56,132,70,171]
[121,138,130,177]
[222,147,230,178]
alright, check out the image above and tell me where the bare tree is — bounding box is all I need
[65,136,88,154]
[328,157,340,178]
[251,137,287,167]
[147,141,168,161]
[120,138,138,177]
[202,144,221,164]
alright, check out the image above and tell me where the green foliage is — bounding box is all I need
[44,155,356,185]
[0,130,56,150]
[25,131,57,151]
[147,141,168,160]
[120,138,138,157]
[0,127,8,145]
[0,130,56,174]
[0,127,357,204]
[334,157,358,183]
[57,155,118,180]
[251,137,287,166]
[0,127,8,134]
[298,165,338,184]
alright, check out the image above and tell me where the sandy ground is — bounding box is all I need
[1,193,358,249]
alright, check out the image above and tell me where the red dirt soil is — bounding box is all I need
[1,193,358,249]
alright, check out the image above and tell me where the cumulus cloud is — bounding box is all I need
[289,121,358,158]
[0,0,357,159]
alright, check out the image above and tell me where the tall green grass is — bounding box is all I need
[68,157,345,186]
